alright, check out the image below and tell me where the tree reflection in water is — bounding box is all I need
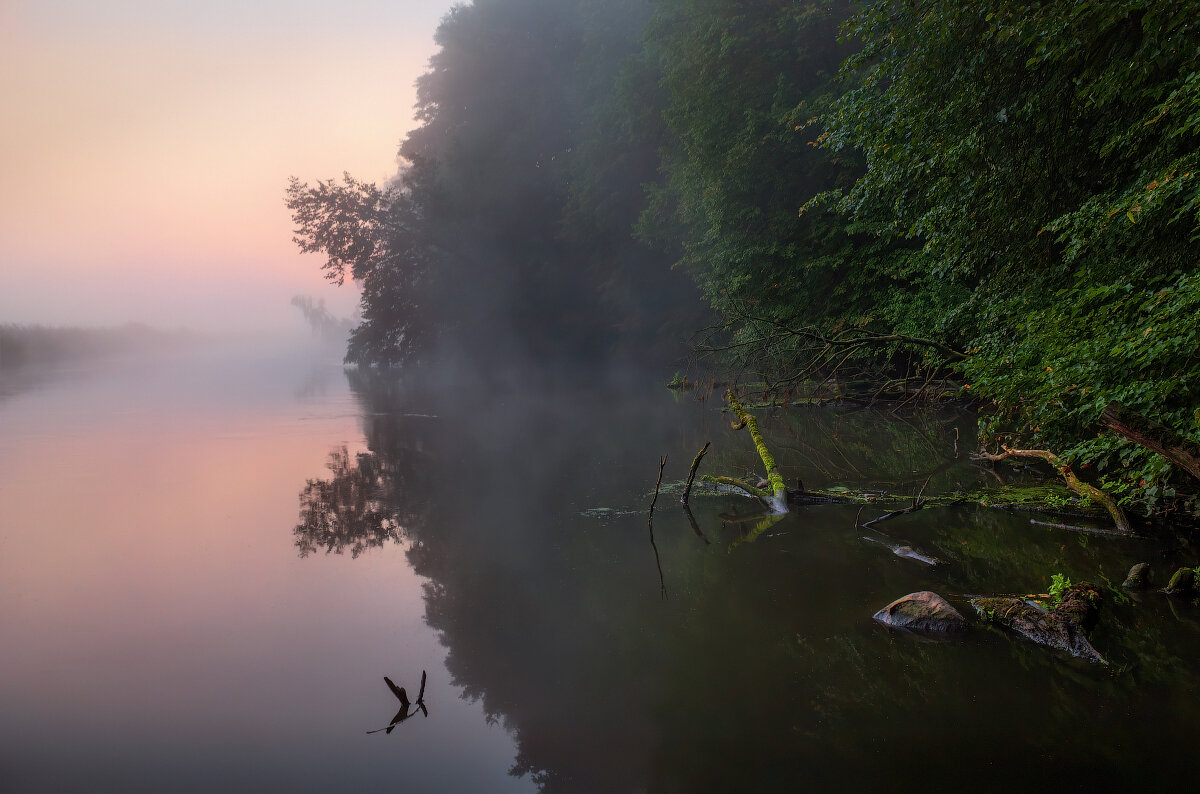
[295,447,401,558]
[294,371,435,558]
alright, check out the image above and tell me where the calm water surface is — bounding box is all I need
[3,342,1200,792]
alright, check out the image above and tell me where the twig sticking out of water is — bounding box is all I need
[681,441,711,505]
[648,456,668,600]
[368,670,429,734]
[861,474,933,529]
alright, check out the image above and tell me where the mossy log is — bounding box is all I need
[972,584,1105,663]
[975,447,1132,534]
[725,390,787,511]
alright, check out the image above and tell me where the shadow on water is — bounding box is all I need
[296,366,1200,792]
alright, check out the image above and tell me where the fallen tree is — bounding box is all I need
[973,447,1131,534]
[652,394,1139,549]
[723,390,787,511]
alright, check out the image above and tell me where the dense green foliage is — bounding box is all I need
[816,1,1200,513]
[288,0,1200,515]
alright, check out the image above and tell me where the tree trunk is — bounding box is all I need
[1101,401,1200,483]
[725,391,788,512]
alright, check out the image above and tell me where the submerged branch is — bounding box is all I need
[683,504,710,544]
[701,474,771,506]
[727,512,786,553]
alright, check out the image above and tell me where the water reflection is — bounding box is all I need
[295,446,408,558]
[297,367,1200,791]
[294,371,437,558]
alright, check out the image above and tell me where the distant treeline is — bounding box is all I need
[288,0,1200,515]
[0,324,198,369]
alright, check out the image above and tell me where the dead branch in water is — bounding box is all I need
[861,474,933,529]
[681,441,711,505]
[648,456,668,600]
[368,670,429,734]
[1028,518,1130,536]
[701,474,771,505]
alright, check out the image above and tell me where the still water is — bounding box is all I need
[2,342,1200,792]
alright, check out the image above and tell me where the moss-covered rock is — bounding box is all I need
[1164,566,1197,596]
[1121,562,1152,590]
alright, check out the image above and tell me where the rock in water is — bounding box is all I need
[873,591,967,633]
[1164,566,1197,596]
[1122,562,1152,590]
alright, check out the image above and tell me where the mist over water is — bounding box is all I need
[0,340,529,793]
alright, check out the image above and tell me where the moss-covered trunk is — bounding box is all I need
[725,390,788,512]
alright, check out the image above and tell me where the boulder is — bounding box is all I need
[873,591,967,633]
[1164,566,1197,596]
[1121,562,1152,590]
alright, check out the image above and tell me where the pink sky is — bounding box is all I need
[0,0,454,332]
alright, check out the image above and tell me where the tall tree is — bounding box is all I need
[286,174,435,366]
[290,0,699,367]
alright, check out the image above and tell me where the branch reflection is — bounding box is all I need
[368,671,429,735]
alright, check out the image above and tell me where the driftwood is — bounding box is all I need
[972,584,1105,663]
[1101,401,1200,483]
[861,535,940,565]
[974,447,1131,534]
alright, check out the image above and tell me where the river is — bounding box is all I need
[2,341,1199,792]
